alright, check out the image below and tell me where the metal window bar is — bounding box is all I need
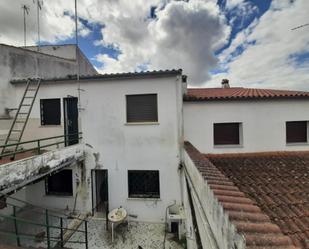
[0,132,82,159]
[0,211,88,248]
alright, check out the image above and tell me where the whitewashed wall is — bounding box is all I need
[12,75,183,222]
[184,99,309,154]
[80,76,183,222]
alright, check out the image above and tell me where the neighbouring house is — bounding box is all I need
[8,69,184,222]
[0,44,307,249]
[183,80,309,249]
[184,79,309,153]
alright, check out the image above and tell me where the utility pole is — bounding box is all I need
[33,0,43,51]
[75,0,80,81]
[75,0,83,111]
[21,4,30,47]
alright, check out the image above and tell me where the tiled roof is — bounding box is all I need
[10,69,182,84]
[184,87,309,101]
[206,151,309,249]
[184,142,300,249]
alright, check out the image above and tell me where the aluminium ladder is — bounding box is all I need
[0,78,41,159]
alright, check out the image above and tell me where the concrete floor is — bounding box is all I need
[67,218,184,249]
[0,207,184,249]
[0,205,75,248]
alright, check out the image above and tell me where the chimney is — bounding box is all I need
[221,79,230,88]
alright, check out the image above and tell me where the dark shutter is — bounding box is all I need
[46,170,73,196]
[214,123,240,145]
[286,121,307,143]
[126,94,158,122]
[40,99,61,125]
[128,170,160,198]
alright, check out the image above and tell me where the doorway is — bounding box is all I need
[92,169,109,217]
[63,97,79,146]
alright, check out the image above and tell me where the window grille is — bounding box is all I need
[128,170,160,198]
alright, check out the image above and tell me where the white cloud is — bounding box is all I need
[0,0,79,46]
[93,0,230,85]
[209,0,309,90]
[226,0,246,10]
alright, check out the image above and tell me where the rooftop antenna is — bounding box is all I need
[21,4,30,47]
[291,23,309,31]
[75,0,79,81]
[33,0,43,51]
[75,0,84,111]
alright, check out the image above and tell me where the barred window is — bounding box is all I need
[126,94,158,123]
[128,170,160,198]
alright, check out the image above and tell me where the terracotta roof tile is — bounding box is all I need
[207,151,309,249]
[184,142,303,249]
[184,87,309,101]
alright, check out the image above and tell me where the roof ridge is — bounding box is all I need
[205,150,309,158]
[184,87,309,101]
[184,141,298,249]
[10,69,182,84]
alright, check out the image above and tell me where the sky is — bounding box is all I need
[0,0,308,89]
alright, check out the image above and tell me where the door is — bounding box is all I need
[92,170,108,214]
[63,97,79,146]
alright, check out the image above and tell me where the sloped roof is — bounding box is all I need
[10,69,182,84]
[206,151,309,249]
[185,142,301,249]
[184,87,309,101]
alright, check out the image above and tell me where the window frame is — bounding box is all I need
[213,122,242,146]
[128,170,160,199]
[40,98,61,126]
[45,169,73,196]
[126,94,158,123]
[286,121,308,144]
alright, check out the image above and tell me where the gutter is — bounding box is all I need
[10,69,183,84]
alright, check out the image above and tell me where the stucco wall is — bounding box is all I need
[25,45,97,76]
[9,75,183,222]
[0,44,96,118]
[184,99,309,153]
[80,76,183,222]
[25,45,77,60]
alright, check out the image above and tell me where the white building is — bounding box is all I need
[184,79,309,153]
[2,68,185,223]
[0,45,308,249]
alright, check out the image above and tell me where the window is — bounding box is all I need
[45,170,73,196]
[126,94,158,123]
[40,99,61,125]
[214,122,240,145]
[286,121,307,143]
[128,170,160,198]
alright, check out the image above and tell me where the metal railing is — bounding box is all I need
[0,199,88,249]
[0,132,83,160]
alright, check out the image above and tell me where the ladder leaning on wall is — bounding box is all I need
[0,78,41,159]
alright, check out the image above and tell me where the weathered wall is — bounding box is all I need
[80,76,183,222]
[25,45,97,75]
[0,44,96,119]
[9,75,183,222]
[184,99,309,153]
[25,45,77,60]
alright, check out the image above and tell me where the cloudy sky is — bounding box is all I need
[0,0,308,89]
